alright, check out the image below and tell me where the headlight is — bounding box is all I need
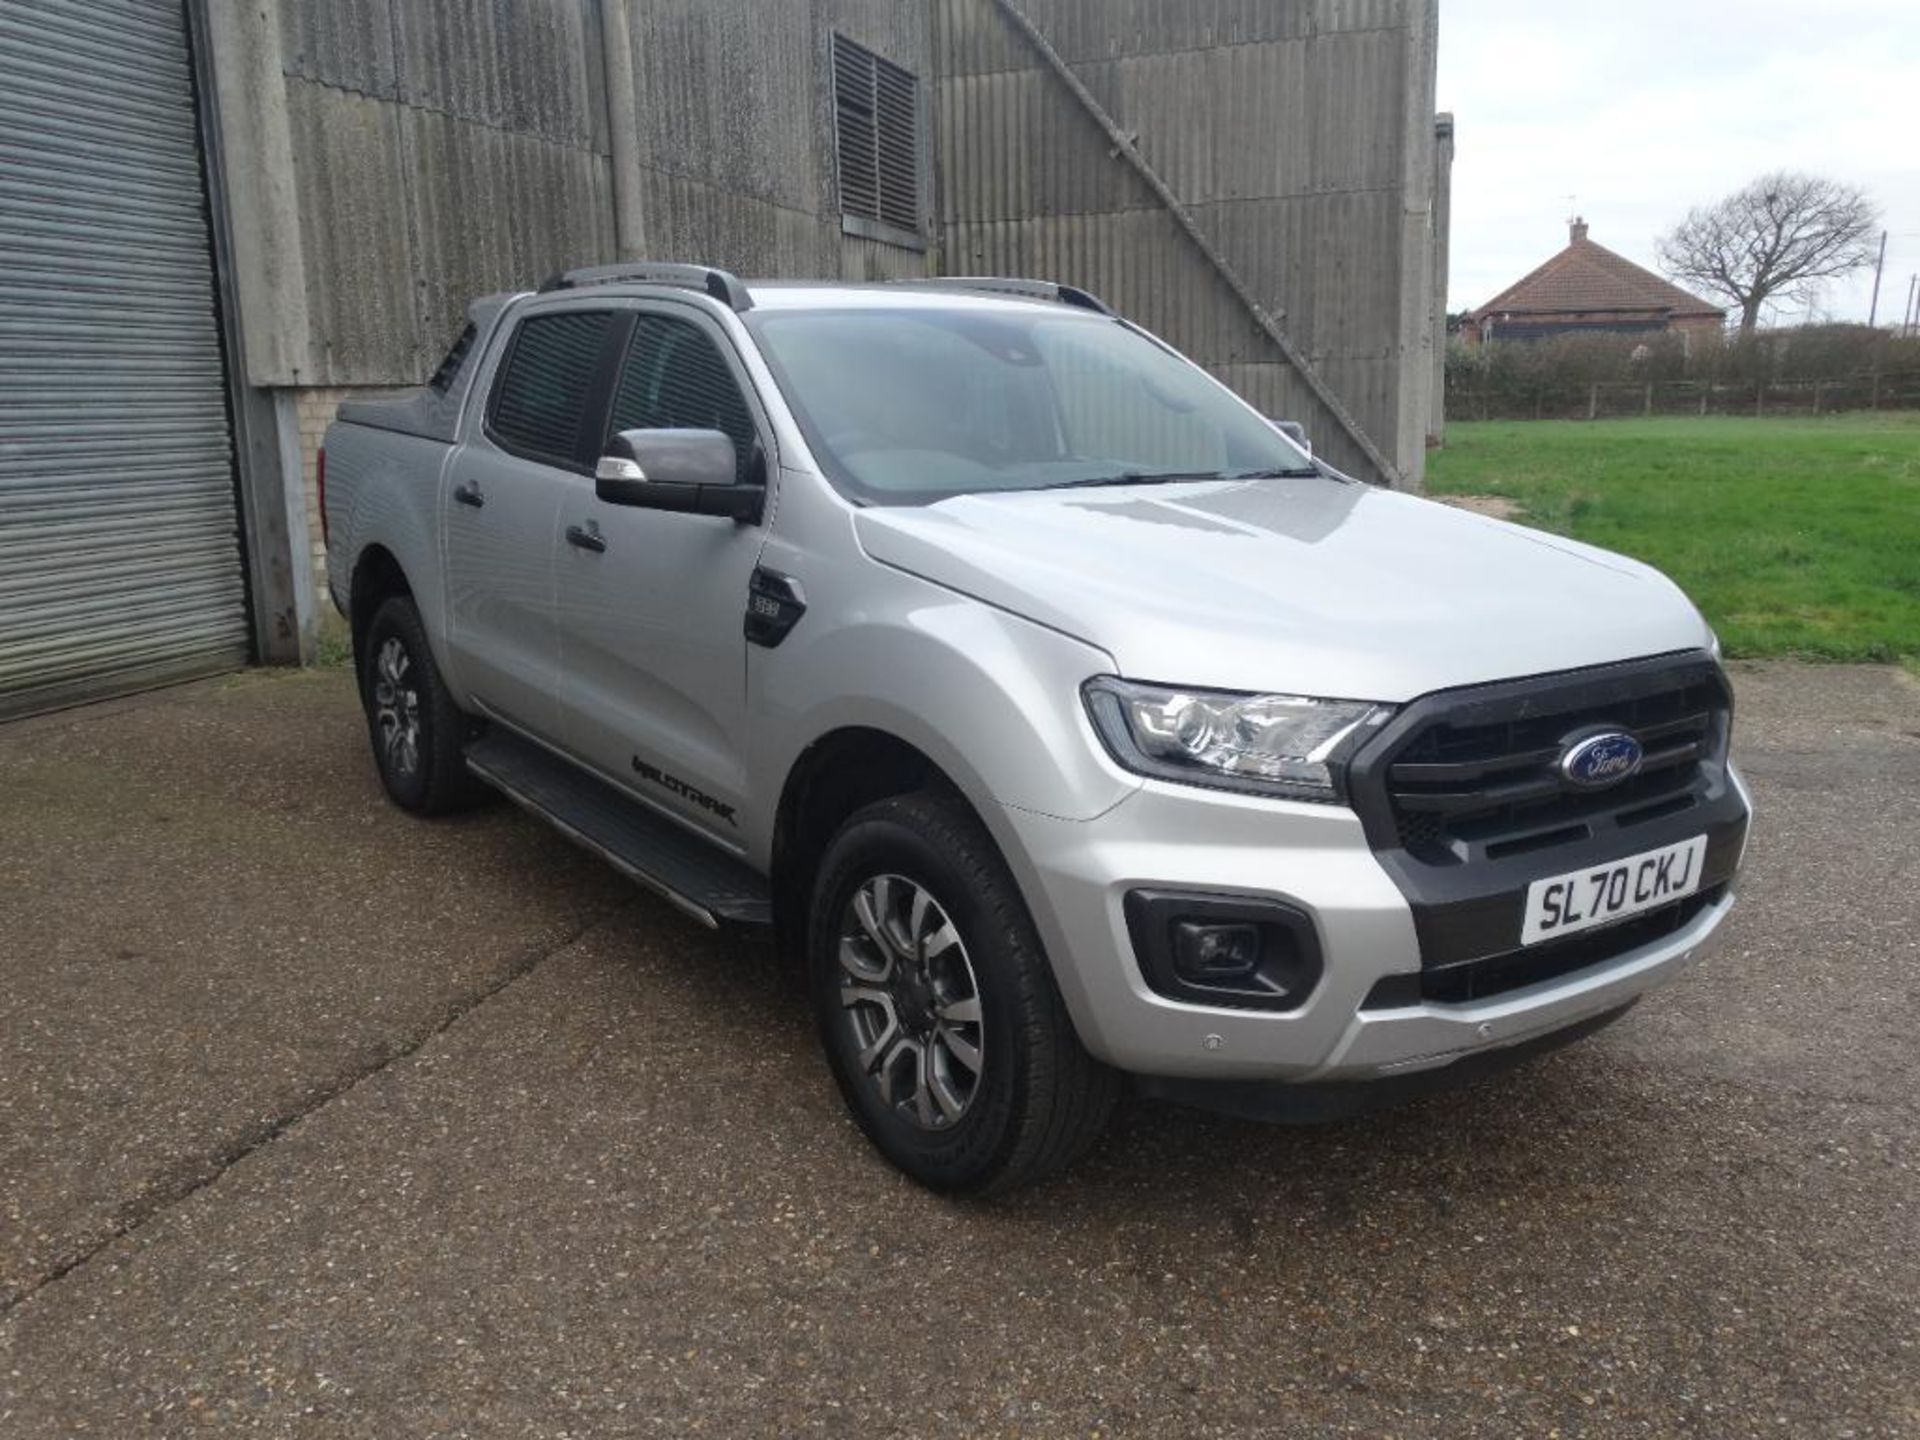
[1082,677,1394,802]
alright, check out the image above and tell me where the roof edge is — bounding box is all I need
[1468,236,1726,322]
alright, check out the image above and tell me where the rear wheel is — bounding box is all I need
[359,596,483,815]
[809,791,1120,1195]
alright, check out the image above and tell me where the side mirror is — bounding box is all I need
[1270,419,1312,457]
[595,428,765,523]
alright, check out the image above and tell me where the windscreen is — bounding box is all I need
[746,306,1317,504]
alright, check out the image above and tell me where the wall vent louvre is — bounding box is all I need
[831,33,921,239]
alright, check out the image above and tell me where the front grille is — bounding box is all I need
[1379,667,1729,866]
[1345,652,1748,976]
[1361,886,1724,1008]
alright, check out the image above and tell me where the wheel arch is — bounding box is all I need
[349,544,413,679]
[770,726,962,957]
[792,760,1123,1191]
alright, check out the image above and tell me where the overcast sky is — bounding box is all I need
[1436,0,1920,326]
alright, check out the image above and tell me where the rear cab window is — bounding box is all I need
[486,309,616,469]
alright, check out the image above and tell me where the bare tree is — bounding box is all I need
[1657,172,1880,336]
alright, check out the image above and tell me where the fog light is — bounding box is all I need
[1173,921,1262,980]
[1124,890,1325,1012]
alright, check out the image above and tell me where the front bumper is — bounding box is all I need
[998,762,1750,1085]
[1134,1002,1638,1123]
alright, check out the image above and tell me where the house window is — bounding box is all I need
[831,33,923,246]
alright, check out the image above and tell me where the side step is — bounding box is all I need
[465,730,773,929]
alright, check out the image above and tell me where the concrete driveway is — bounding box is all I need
[1,662,1915,1437]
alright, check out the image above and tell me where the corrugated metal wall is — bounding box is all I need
[268,0,939,387]
[622,0,935,281]
[243,0,1443,476]
[0,0,251,718]
[277,0,617,385]
[933,0,1439,484]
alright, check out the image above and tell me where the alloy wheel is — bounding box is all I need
[372,636,423,777]
[835,874,985,1130]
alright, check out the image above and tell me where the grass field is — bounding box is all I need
[1426,413,1920,665]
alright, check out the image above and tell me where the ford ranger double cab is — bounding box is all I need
[323,264,1752,1194]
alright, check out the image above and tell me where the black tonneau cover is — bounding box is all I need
[334,292,520,443]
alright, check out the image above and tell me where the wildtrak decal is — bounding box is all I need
[632,757,738,827]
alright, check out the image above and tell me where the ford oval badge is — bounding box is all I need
[1560,731,1644,789]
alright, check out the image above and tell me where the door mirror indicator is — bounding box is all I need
[595,429,765,523]
[595,454,646,483]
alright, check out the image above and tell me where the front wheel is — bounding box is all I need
[809,791,1120,1195]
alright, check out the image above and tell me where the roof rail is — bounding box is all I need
[537,263,753,312]
[887,277,1114,316]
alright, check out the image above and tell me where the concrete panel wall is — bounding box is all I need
[1387,0,1439,479]
[933,0,1443,486]
[1429,111,1454,445]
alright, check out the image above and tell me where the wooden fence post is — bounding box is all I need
[1587,383,1598,420]
[1644,382,1654,417]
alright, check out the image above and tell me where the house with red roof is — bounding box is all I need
[1462,219,1726,349]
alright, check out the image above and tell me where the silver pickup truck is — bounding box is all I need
[323,264,1752,1193]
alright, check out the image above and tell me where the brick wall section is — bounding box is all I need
[291,386,413,595]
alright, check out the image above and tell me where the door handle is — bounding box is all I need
[565,521,607,554]
[452,480,485,509]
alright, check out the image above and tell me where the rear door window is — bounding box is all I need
[488,310,615,467]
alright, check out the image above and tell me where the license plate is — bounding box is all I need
[1521,835,1708,946]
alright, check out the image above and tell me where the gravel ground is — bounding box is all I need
[0,662,1914,1437]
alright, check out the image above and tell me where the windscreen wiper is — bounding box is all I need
[1035,466,1319,491]
[1034,469,1228,491]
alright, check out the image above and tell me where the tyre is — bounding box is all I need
[358,595,484,815]
[809,790,1121,1195]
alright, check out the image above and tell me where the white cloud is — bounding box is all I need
[1438,0,1920,324]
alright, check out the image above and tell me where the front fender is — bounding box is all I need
[745,567,1138,866]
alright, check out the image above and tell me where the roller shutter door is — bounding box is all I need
[0,0,250,719]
